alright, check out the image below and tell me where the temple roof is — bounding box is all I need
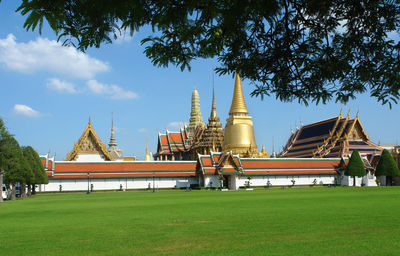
[281,113,381,158]
[155,128,188,156]
[66,117,114,161]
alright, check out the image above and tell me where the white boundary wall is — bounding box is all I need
[237,175,337,187]
[39,174,379,192]
[39,177,198,192]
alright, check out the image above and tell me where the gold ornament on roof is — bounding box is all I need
[66,116,115,161]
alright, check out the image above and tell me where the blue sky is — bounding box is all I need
[1,1,399,160]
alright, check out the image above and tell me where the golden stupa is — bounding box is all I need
[223,73,259,157]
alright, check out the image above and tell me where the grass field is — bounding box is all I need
[1,187,400,255]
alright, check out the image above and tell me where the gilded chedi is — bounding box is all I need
[223,74,259,157]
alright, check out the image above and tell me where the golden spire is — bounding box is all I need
[223,72,258,157]
[88,114,91,126]
[210,71,218,119]
[145,133,151,161]
[229,73,248,115]
[261,143,266,153]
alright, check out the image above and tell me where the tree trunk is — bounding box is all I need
[21,182,26,198]
[353,176,356,187]
[27,184,32,197]
[32,184,36,195]
[10,183,16,200]
[0,170,3,203]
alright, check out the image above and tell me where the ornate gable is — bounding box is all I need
[66,118,114,161]
[346,117,369,141]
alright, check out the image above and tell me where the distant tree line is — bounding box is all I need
[0,117,48,202]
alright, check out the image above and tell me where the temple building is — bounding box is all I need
[153,128,190,160]
[280,112,382,158]
[36,73,386,192]
[223,74,259,157]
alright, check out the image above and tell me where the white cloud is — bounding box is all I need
[167,122,186,130]
[0,34,109,79]
[13,104,42,117]
[86,79,138,100]
[138,128,147,133]
[46,78,77,93]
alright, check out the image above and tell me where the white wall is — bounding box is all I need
[341,174,377,187]
[40,177,199,192]
[203,176,222,188]
[76,154,105,162]
[237,175,337,187]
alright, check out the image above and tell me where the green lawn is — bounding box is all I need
[1,187,400,255]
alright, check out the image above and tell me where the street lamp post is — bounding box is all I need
[153,171,155,193]
[87,172,90,194]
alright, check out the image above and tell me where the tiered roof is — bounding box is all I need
[198,152,243,175]
[155,128,188,156]
[41,153,359,180]
[281,113,381,158]
[198,152,342,176]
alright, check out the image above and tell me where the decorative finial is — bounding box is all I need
[356,108,359,118]
[108,113,117,148]
[89,114,91,125]
[145,131,151,161]
[210,69,218,120]
[261,142,266,153]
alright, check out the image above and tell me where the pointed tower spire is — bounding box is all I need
[223,73,258,157]
[229,73,248,115]
[261,143,266,153]
[191,71,224,155]
[186,85,204,145]
[88,114,91,125]
[145,133,151,161]
[107,113,124,160]
[210,71,218,119]
[109,112,117,148]
[188,85,203,126]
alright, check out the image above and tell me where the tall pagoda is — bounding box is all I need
[185,86,205,146]
[223,73,259,157]
[191,75,224,155]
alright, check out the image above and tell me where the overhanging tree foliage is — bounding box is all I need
[13,0,400,106]
[375,149,400,177]
[345,149,366,186]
